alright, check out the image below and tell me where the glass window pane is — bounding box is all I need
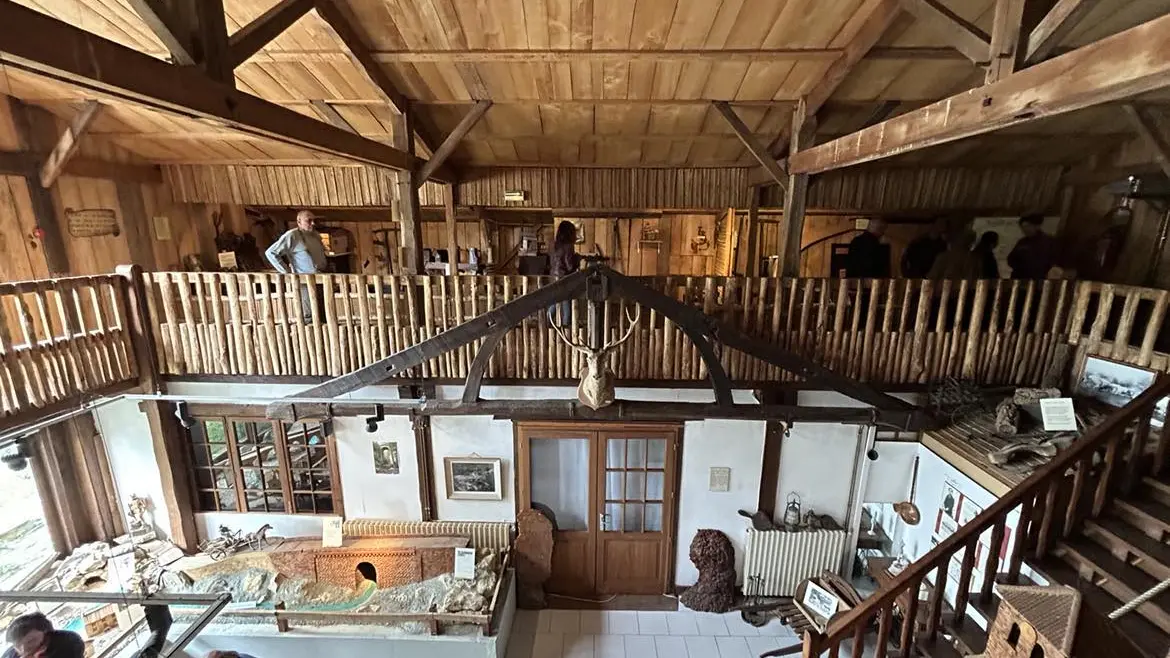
[259,445,279,467]
[264,469,282,489]
[233,421,253,444]
[606,471,623,500]
[214,469,233,488]
[313,473,332,492]
[647,439,667,469]
[314,494,333,513]
[647,472,665,501]
[197,491,217,511]
[624,503,644,532]
[210,445,231,467]
[627,439,646,468]
[241,468,262,489]
[255,423,274,444]
[626,471,646,502]
[246,492,266,512]
[217,489,237,511]
[294,494,314,513]
[204,420,226,443]
[195,469,214,489]
[530,438,590,531]
[267,494,285,512]
[192,447,210,467]
[605,503,623,531]
[646,503,663,532]
[606,439,625,469]
[237,444,259,467]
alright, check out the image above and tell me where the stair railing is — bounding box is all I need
[803,377,1170,658]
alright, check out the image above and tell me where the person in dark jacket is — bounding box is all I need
[3,613,84,658]
[549,220,581,326]
[901,219,947,278]
[845,218,891,278]
[1007,214,1057,280]
[974,231,1000,279]
[928,229,980,280]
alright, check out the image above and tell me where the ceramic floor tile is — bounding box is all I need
[721,612,761,636]
[755,620,799,637]
[715,636,752,658]
[604,610,640,634]
[746,636,787,656]
[505,632,536,658]
[565,634,597,658]
[579,610,605,635]
[530,609,553,633]
[666,612,699,636]
[638,611,670,634]
[684,635,719,657]
[513,609,541,636]
[654,635,688,656]
[624,635,659,657]
[548,609,582,635]
[531,633,564,658]
[595,635,627,658]
[695,613,729,636]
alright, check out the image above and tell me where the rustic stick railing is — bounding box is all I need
[0,275,138,426]
[140,273,1099,386]
[802,377,1170,658]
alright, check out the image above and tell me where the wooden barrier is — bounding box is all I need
[0,275,138,427]
[140,273,1087,386]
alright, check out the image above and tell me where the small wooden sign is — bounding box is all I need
[65,208,119,238]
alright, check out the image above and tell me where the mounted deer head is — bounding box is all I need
[550,306,641,410]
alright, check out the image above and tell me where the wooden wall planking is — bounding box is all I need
[0,174,49,282]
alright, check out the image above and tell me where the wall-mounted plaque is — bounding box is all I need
[65,208,119,238]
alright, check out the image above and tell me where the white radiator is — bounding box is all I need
[742,528,850,596]
[342,519,514,551]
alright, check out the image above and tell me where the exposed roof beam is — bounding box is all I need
[0,152,162,184]
[985,0,1026,84]
[1122,104,1170,181]
[713,101,788,190]
[227,0,314,69]
[1025,0,1100,63]
[40,100,103,188]
[125,0,195,65]
[788,11,1170,174]
[309,99,356,133]
[417,100,492,185]
[897,0,991,64]
[0,1,450,180]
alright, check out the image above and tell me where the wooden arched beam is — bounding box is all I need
[461,327,508,403]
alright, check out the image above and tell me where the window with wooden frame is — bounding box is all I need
[187,418,342,515]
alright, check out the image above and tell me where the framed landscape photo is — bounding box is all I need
[1076,355,1156,408]
[444,457,503,500]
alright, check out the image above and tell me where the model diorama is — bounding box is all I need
[975,585,1081,658]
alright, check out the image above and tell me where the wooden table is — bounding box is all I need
[867,556,931,621]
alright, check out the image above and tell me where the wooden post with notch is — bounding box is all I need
[394,106,423,274]
[778,98,815,277]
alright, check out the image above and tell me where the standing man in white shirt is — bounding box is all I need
[265,210,328,322]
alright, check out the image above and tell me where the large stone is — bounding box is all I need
[679,529,736,613]
[514,509,554,609]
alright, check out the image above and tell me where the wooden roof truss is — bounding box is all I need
[267,263,931,430]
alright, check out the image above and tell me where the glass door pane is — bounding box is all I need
[602,436,670,534]
[530,438,591,531]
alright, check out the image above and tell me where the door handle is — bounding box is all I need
[599,512,610,531]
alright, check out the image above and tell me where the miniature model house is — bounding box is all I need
[979,585,1081,658]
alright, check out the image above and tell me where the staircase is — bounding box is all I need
[798,379,1170,658]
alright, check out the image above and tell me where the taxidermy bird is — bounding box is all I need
[551,307,641,410]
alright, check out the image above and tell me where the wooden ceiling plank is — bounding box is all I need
[789,11,1170,174]
[1025,0,1100,64]
[40,100,104,188]
[417,100,492,183]
[124,0,195,65]
[312,0,409,114]
[227,0,315,69]
[807,0,901,120]
[985,0,1026,84]
[712,100,787,190]
[0,1,441,177]
[309,99,357,133]
[1122,104,1170,181]
[897,0,991,64]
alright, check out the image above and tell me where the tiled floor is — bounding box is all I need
[506,608,803,658]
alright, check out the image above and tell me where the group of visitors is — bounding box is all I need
[846,214,1058,280]
[2,612,255,658]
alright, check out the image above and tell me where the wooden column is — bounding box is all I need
[445,183,459,269]
[413,415,436,521]
[779,99,815,277]
[169,0,233,84]
[5,97,68,275]
[394,105,423,274]
[139,400,199,551]
[745,185,761,275]
[985,0,1027,84]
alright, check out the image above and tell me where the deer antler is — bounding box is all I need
[603,306,642,354]
[548,309,593,356]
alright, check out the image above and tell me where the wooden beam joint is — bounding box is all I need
[40,100,104,189]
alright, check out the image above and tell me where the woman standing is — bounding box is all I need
[549,221,581,326]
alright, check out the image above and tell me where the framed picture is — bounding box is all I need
[444,457,504,500]
[1076,355,1156,408]
[372,441,399,475]
[802,581,840,621]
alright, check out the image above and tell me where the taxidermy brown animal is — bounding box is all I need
[551,307,641,410]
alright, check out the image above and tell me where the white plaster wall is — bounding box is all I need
[675,419,766,587]
[430,416,517,522]
[196,511,325,540]
[774,423,862,527]
[864,441,918,503]
[93,398,171,539]
[334,416,422,521]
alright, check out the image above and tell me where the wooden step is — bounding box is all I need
[1142,475,1170,508]
[1055,536,1170,633]
[1085,517,1170,581]
[1035,557,1170,658]
[1113,498,1170,540]
[940,612,988,656]
[915,634,966,658]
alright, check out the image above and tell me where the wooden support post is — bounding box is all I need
[745,185,761,275]
[778,99,815,278]
[897,0,991,64]
[713,101,788,191]
[445,183,458,269]
[985,0,1027,84]
[1123,104,1170,181]
[138,400,199,552]
[40,101,104,189]
[789,11,1170,174]
[394,106,423,274]
[5,97,68,275]
[758,414,787,517]
[412,414,436,521]
[125,0,195,65]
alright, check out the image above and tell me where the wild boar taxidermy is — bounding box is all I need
[551,306,641,410]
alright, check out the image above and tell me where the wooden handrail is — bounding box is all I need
[818,376,1170,648]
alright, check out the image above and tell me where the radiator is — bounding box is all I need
[342,519,514,551]
[742,529,850,596]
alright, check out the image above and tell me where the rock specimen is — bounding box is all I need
[439,551,499,613]
[514,509,554,609]
[995,398,1020,436]
[679,529,736,613]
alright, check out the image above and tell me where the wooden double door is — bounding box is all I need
[516,423,680,596]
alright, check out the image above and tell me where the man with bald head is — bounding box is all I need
[265,209,327,275]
